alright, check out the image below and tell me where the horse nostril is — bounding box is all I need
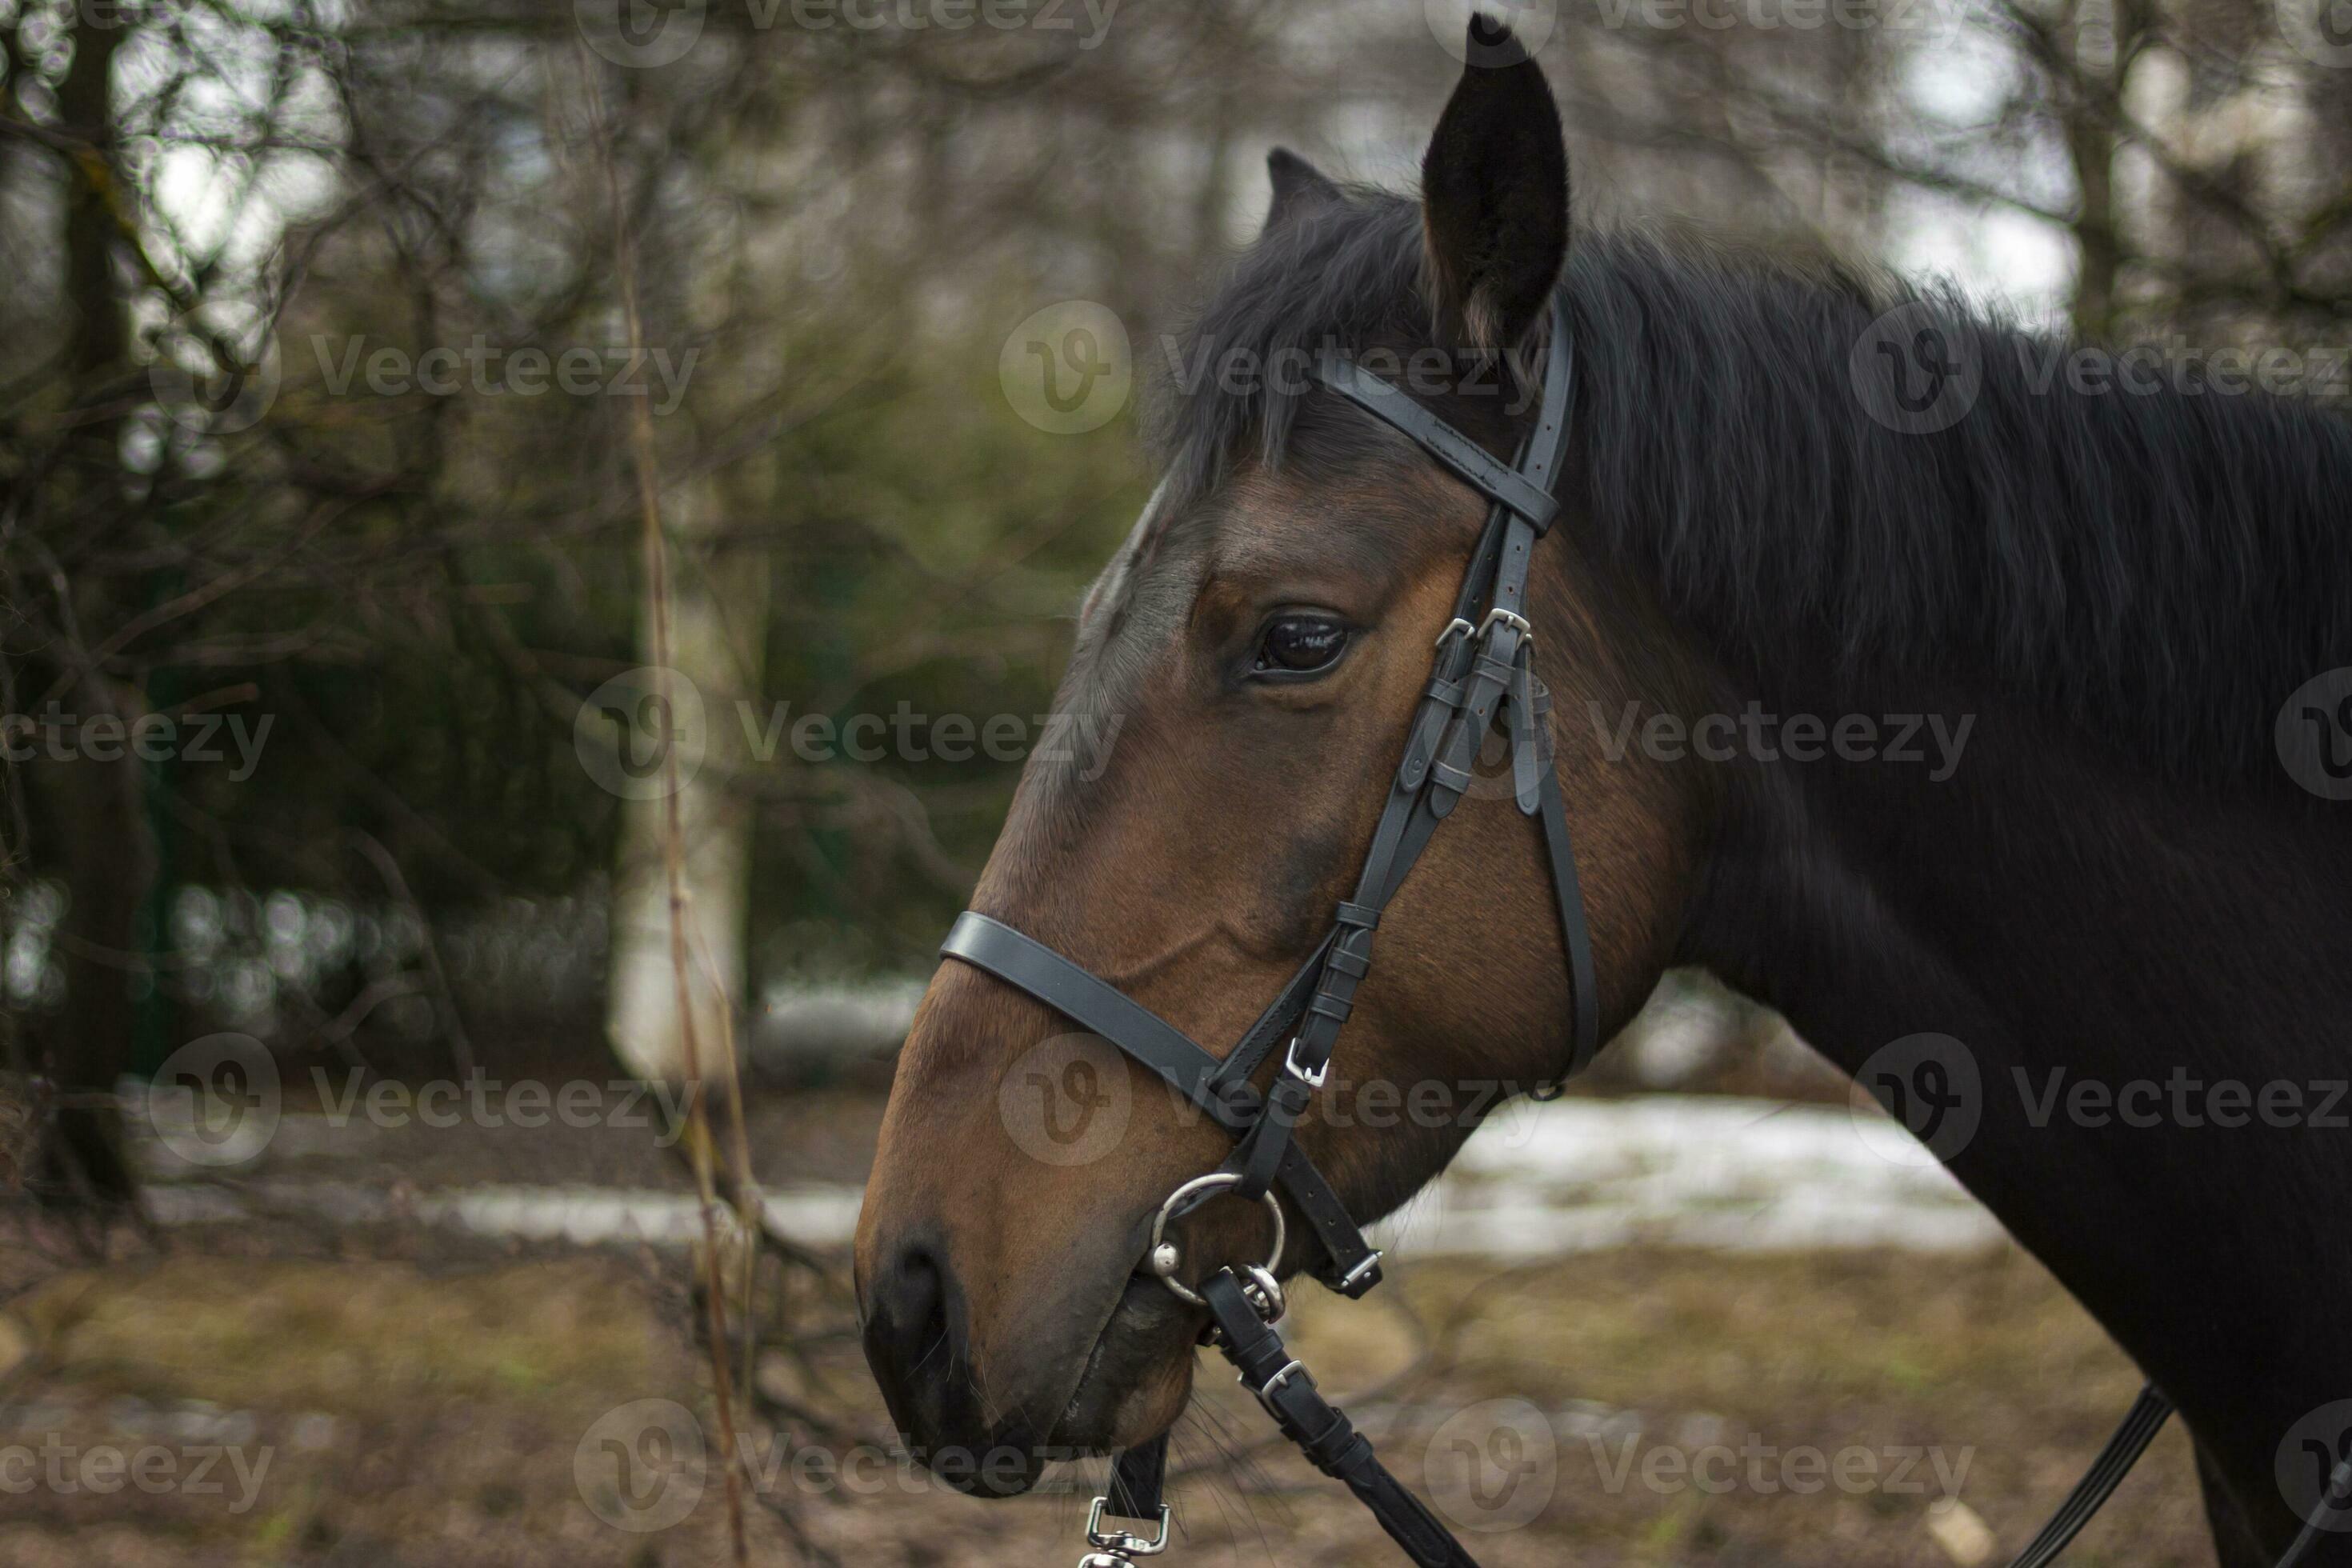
[863,1238,954,1436]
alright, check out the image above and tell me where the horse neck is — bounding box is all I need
[1673,661,2352,1485]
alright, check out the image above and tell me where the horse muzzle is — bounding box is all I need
[857,1218,1196,1497]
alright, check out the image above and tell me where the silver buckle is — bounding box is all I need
[1432,615,1474,650]
[1249,1358,1306,1416]
[1337,1249,1386,1294]
[1476,606,1534,646]
[1082,1496,1171,1559]
[1282,1035,1329,1090]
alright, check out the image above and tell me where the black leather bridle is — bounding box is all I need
[934,299,2352,1567]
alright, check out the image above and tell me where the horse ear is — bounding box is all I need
[1419,15,1570,360]
[1264,147,1340,231]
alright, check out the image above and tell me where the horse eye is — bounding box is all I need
[1255,616,1350,675]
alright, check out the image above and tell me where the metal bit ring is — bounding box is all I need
[1146,1172,1286,1308]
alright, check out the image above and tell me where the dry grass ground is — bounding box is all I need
[0,1222,2214,1568]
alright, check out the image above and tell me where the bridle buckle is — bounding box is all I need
[1475,605,1534,648]
[1282,1035,1329,1090]
[1249,1357,1307,1417]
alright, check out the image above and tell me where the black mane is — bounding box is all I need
[1150,188,2352,787]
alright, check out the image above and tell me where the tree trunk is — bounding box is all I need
[34,10,145,1205]
[605,473,770,1097]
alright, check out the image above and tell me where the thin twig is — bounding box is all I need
[581,50,752,1568]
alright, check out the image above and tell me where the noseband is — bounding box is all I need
[934,300,2352,1566]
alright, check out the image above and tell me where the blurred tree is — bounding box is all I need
[0,0,2341,1195]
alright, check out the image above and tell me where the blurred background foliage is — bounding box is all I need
[0,0,2345,1138]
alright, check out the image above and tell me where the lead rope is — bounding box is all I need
[1081,1268,1475,1568]
[2000,1386,2352,1568]
[1088,1376,2352,1567]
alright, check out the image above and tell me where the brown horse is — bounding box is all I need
[857,24,2352,1564]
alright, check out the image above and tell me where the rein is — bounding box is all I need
[935,298,2352,1566]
